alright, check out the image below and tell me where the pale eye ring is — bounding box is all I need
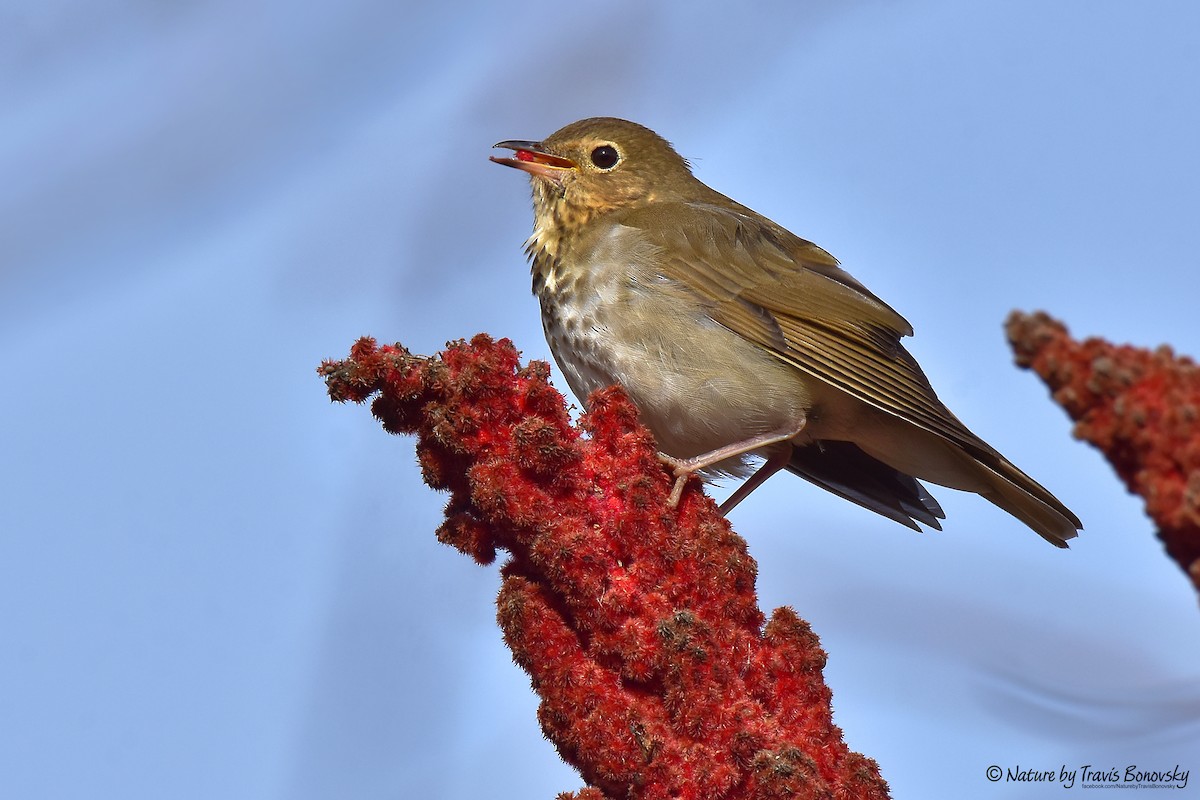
[589,145,620,170]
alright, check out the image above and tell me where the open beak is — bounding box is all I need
[490,140,577,183]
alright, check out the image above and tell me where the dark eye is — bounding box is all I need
[589,145,620,170]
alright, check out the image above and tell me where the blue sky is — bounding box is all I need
[3,1,1199,798]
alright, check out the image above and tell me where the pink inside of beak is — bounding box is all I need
[515,150,537,162]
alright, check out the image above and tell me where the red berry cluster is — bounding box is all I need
[320,334,889,800]
[1007,311,1200,595]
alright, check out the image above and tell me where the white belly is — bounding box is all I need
[535,246,814,475]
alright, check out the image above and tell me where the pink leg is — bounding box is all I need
[718,446,792,514]
[660,419,806,509]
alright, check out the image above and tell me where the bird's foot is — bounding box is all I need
[655,422,806,511]
[656,453,692,508]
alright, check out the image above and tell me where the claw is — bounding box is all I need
[667,475,688,507]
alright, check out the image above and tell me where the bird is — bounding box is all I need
[490,117,1082,546]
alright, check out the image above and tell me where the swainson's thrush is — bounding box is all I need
[491,117,1081,546]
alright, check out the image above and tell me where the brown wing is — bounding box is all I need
[616,200,989,453]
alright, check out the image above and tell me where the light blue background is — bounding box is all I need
[3,1,1198,798]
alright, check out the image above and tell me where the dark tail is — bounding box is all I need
[787,440,945,532]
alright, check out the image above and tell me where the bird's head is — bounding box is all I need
[491,117,698,232]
